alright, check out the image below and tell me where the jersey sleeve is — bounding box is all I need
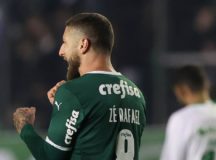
[46,84,84,152]
[160,114,186,160]
[20,84,84,160]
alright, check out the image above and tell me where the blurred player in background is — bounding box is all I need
[13,13,146,160]
[160,65,216,160]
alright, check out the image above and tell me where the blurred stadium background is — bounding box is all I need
[0,0,216,159]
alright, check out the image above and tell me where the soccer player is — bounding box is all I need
[160,65,216,160]
[13,13,146,160]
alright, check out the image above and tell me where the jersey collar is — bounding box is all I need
[86,71,122,76]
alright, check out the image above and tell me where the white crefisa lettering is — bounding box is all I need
[99,80,141,99]
[65,110,79,145]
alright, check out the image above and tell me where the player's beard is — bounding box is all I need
[66,55,80,80]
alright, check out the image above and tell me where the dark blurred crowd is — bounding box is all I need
[0,0,216,129]
[168,0,216,52]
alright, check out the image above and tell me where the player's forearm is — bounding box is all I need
[20,124,70,160]
[20,124,47,159]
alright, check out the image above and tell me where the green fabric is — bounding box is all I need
[20,124,71,160]
[20,73,146,160]
[20,124,45,159]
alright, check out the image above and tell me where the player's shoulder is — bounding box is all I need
[184,101,216,115]
[57,76,89,92]
[61,71,137,89]
[169,101,216,124]
[170,105,198,120]
[168,105,196,125]
[56,71,144,100]
[55,81,78,99]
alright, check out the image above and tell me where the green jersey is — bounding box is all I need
[21,71,146,160]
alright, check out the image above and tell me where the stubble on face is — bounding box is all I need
[66,54,80,80]
[62,27,84,80]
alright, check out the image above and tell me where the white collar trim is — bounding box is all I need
[86,71,122,75]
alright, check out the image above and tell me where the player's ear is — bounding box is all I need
[79,38,90,54]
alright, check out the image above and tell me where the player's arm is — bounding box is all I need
[14,85,84,160]
[20,124,71,160]
[47,80,65,105]
[160,114,186,160]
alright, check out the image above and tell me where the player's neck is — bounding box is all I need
[186,91,210,105]
[79,51,116,76]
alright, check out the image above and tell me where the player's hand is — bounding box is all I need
[47,80,66,105]
[13,107,36,134]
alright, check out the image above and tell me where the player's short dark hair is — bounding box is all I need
[173,65,209,93]
[66,13,114,53]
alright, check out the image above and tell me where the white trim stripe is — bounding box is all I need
[86,71,122,75]
[45,137,72,151]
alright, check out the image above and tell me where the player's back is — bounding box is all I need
[63,71,146,160]
[174,101,216,160]
[186,101,216,160]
